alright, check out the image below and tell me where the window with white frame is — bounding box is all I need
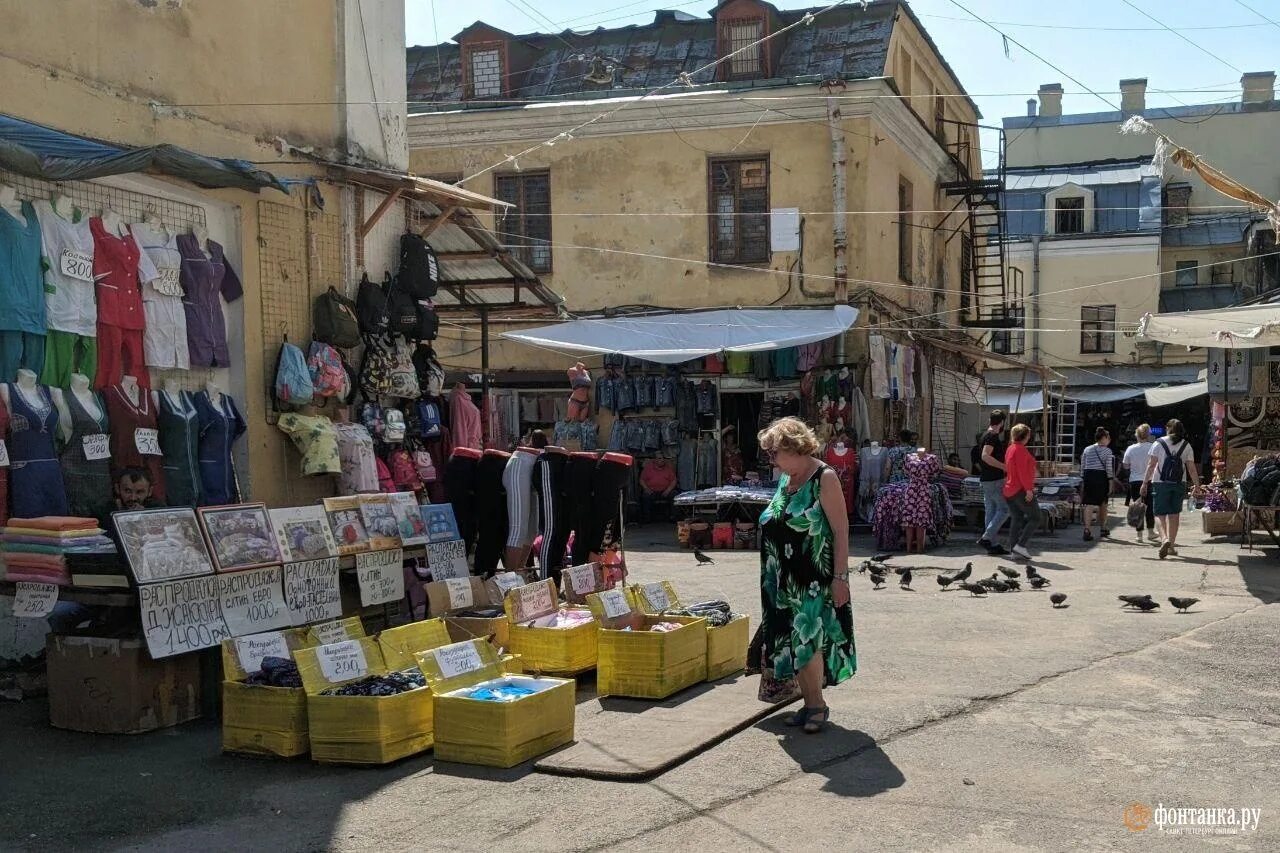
[1045,183,1095,235]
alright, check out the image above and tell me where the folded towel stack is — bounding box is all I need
[2,517,116,587]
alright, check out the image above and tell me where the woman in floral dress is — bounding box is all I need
[758,417,857,734]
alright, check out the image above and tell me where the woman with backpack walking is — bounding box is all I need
[1140,419,1202,559]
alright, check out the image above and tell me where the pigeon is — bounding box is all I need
[1133,598,1161,612]
[1050,592,1068,608]
[1168,596,1200,613]
[893,566,910,576]
[1118,594,1154,608]
[979,574,1001,589]
[1025,564,1043,581]
[953,562,974,583]
[937,573,955,588]
[998,566,1020,579]
[694,550,715,565]
[899,569,913,589]
[990,579,1010,593]
[1003,578,1022,591]
[872,553,892,564]
[857,560,872,574]
[1029,576,1051,589]
[959,582,987,596]
[870,572,886,589]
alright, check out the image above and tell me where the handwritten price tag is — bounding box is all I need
[60,249,93,282]
[0,439,9,468]
[155,266,183,296]
[13,582,58,618]
[432,642,485,678]
[599,588,630,619]
[355,548,405,606]
[642,582,672,611]
[134,427,161,456]
[513,582,555,623]
[82,433,111,461]
[565,563,597,595]
[311,619,352,646]
[445,577,473,610]
[234,631,289,675]
[317,640,369,683]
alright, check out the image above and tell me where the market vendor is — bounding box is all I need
[639,456,678,523]
[98,467,163,545]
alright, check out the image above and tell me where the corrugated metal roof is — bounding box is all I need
[1161,215,1254,247]
[406,2,901,106]
[1004,159,1158,191]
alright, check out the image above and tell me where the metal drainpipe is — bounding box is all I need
[1031,234,1041,365]
[823,79,849,363]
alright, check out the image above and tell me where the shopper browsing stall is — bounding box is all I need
[1080,427,1120,542]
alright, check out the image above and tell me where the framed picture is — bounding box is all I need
[197,503,282,572]
[359,494,401,550]
[113,507,216,584]
[269,505,339,562]
[421,504,461,543]
[388,492,428,547]
[323,496,371,556]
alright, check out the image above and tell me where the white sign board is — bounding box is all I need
[356,548,405,606]
[425,539,468,581]
[444,577,474,610]
[234,631,290,675]
[642,582,672,612]
[599,588,631,619]
[217,565,291,637]
[138,575,232,658]
[282,558,342,626]
[565,563,597,595]
[13,582,58,618]
[317,640,369,683]
[432,642,485,678]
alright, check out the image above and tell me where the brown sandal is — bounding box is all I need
[803,706,830,733]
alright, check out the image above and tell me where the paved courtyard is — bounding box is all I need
[2,511,1278,852]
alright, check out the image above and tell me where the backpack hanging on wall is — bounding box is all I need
[359,334,397,400]
[313,286,361,349]
[388,337,422,400]
[399,232,440,298]
[385,274,420,338]
[413,300,439,341]
[274,339,314,410]
[413,345,445,397]
[356,273,388,334]
[307,341,348,399]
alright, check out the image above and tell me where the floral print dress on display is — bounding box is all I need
[759,463,857,686]
[899,452,940,528]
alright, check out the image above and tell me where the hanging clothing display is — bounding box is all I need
[334,421,379,494]
[194,389,244,505]
[7,383,70,518]
[585,453,630,557]
[795,341,821,372]
[157,389,201,508]
[534,449,570,581]
[449,386,482,450]
[34,202,97,388]
[566,451,598,566]
[0,201,47,381]
[130,222,189,370]
[0,394,8,527]
[104,382,165,502]
[849,387,870,444]
[276,413,341,476]
[473,450,510,575]
[869,335,889,399]
[824,442,859,517]
[90,217,157,389]
[58,390,111,519]
[902,346,917,400]
[502,449,539,551]
[857,444,888,522]
[443,448,480,555]
[177,234,242,368]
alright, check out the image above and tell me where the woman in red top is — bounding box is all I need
[1001,423,1040,561]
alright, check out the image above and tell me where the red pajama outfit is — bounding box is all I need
[90,218,154,389]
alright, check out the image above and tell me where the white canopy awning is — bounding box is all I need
[1145,381,1209,407]
[1064,386,1144,403]
[502,306,857,364]
[985,389,1044,413]
[1139,305,1280,349]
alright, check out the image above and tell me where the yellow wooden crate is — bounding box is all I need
[377,619,451,672]
[504,578,598,676]
[631,581,749,683]
[302,616,366,649]
[587,591,707,699]
[295,636,434,765]
[417,640,575,768]
[220,631,313,758]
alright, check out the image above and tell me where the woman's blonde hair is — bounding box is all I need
[1010,423,1031,442]
[758,416,819,457]
[1135,423,1151,441]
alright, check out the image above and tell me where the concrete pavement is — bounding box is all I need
[1,511,1277,852]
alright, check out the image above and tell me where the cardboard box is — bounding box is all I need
[418,639,575,768]
[47,636,201,734]
[425,576,510,649]
[504,579,598,676]
[587,590,707,699]
[220,630,312,758]
[293,621,451,765]
[632,581,749,682]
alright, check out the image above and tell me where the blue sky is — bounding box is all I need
[406,0,1280,134]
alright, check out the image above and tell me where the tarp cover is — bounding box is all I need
[1063,386,1143,403]
[0,113,288,193]
[1139,305,1280,349]
[502,306,857,364]
[984,389,1044,414]
[1145,381,1208,407]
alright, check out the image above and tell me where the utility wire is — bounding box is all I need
[1233,0,1280,30]
[1118,0,1243,74]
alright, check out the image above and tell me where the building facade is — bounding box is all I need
[406,0,995,453]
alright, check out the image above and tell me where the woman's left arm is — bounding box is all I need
[819,468,850,584]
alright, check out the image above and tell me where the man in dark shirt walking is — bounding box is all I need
[977,410,1010,555]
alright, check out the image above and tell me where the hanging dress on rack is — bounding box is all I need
[824,443,859,518]
[104,382,166,502]
[157,389,202,508]
[195,390,245,505]
[8,383,70,518]
[59,389,111,519]
[857,445,887,523]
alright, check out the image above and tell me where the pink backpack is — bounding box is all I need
[413,449,438,483]
[389,449,423,492]
[307,341,348,398]
[376,456,395,493]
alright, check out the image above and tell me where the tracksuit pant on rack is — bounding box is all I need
[566,453,599,566]
[473,452,510,575]
[534,451,570,583]
[502,450,539,570]
[443,452,479,554]
[586,455,630,559]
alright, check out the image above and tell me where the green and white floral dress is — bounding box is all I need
[759,463,857,685]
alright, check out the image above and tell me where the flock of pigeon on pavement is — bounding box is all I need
[692,548,1201,614]
[856,553,1200,614]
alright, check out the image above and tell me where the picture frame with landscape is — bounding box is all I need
[113,507,216,583]
[197,503,283,572]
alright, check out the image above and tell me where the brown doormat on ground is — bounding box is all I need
[533,674,798,781]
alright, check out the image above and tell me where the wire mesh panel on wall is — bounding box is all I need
[931,365,984,460]
[0,169,221,393]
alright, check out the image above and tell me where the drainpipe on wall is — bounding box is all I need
[1031,234,1041,366]
[823,79,848,363]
